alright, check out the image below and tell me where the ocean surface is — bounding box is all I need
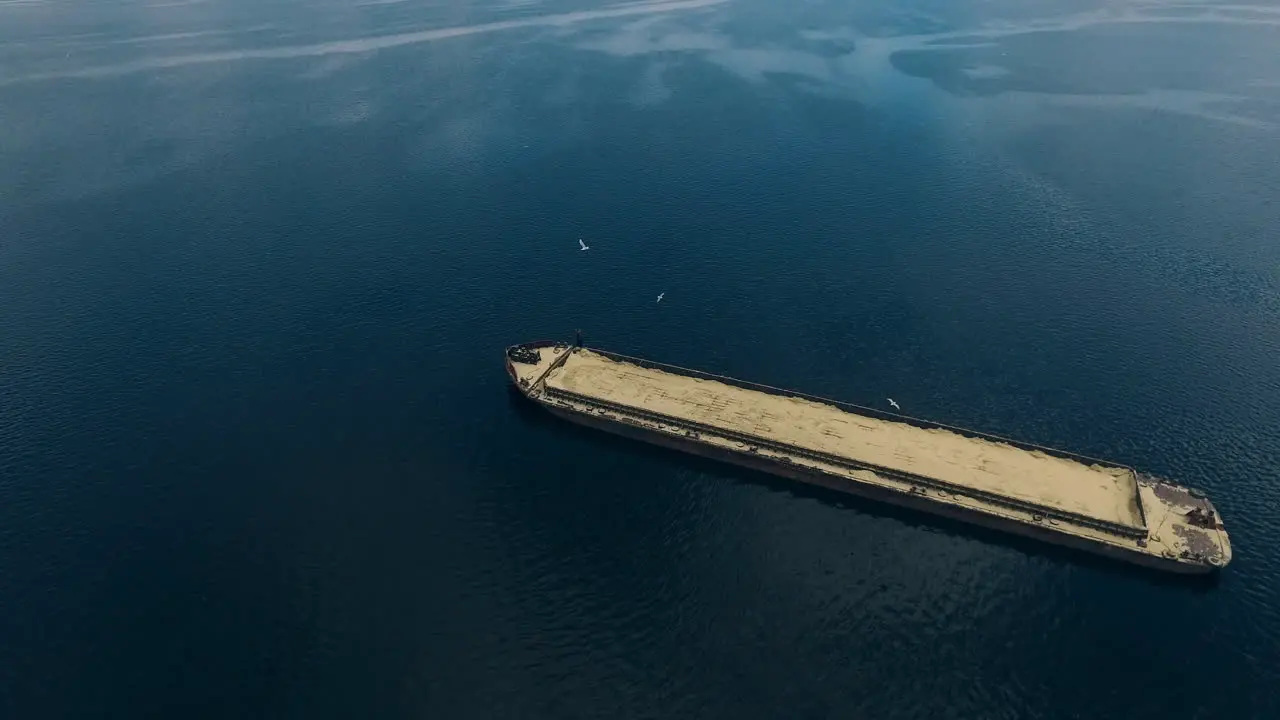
[2,0,1279,717]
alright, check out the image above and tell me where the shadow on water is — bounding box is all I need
[505,387,1221,592]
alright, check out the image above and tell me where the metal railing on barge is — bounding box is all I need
[536,344,1151,539]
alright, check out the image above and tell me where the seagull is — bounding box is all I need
[656,292,664,303]
[578,238,589,251]
[887,398,900,410]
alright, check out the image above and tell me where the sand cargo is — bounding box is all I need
[505,339,1231,573]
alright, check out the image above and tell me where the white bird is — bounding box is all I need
[887,398,900,410]
[578,238,589,251]
[656,292,665,303]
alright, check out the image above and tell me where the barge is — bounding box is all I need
[505,338,1231,573]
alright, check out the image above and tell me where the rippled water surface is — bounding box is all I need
[2,0,1279,717]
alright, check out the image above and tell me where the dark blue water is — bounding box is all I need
[3,0,1279,717]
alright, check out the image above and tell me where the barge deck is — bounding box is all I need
[505,340,1231,573]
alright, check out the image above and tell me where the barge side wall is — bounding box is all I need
[537,400,1202,574]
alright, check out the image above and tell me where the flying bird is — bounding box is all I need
[656,292,664,303]
[887,398,900,410]
[578,238,589,251]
